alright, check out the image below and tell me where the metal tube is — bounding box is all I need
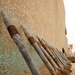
[2,12,41,75]
[56,48,71,63]
[49,47,72,72]
[44,39,70,63]
[37,37,71,75]
[37,37,63,68]
[55,48,72,67]
[42,39,72,72]
[37,41,58,69]
[45,41,71,68]
[21,26,57,75]
[52,48,71,68]
[49,48,66,66]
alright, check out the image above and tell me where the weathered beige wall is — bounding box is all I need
[0,0,68,75]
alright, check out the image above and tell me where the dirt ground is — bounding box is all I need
[40,63,75,75]
[25,66,51,75]
[25,63,75,75]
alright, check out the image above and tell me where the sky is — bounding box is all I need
[64,0,75,52]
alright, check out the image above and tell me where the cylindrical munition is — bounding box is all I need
[42,39,72,72]
[37,41,58,69]
[43,39,67,62]
[21,26,57,75]
[55,48,71,64]
[37,41,70,75]
[1,12,41,75]
[45,39,71,64]
[49,47,67,66]
[45,41,71,68]
[56,48,68,60]
[37,37,63,68]
[50,49,71,69]
[50,46,67,64]
[53,48,71,68]
[45,40,71,66]
[50,49,66,67]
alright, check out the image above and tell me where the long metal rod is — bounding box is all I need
[44,40,71,67]
[42,39,72,72]
[37,37,63,68]
[45,40,71,65]
[51,48,71,68]
[37,41,70,75]
[38,37,72,72]
[37,41,58,69]
[55,48,71,64]
[49,48,72,72]
[44,39,70,63]
[1,12,41,75]
[21,26,58,75]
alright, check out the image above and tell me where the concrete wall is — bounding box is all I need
[0,0,68,75]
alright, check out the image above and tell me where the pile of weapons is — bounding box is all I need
[1,12,72,75]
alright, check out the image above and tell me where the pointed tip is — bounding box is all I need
[21,26,32,38]
[36,35,39,39]
[41,38,44,40]
[36,36,41,41]
[20,25,24,30]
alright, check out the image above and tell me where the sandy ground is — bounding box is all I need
[24,63,75,75]
[24,66,51,75]
[39,63,75,75]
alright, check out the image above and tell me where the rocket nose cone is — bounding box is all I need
[1,12,13,27]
